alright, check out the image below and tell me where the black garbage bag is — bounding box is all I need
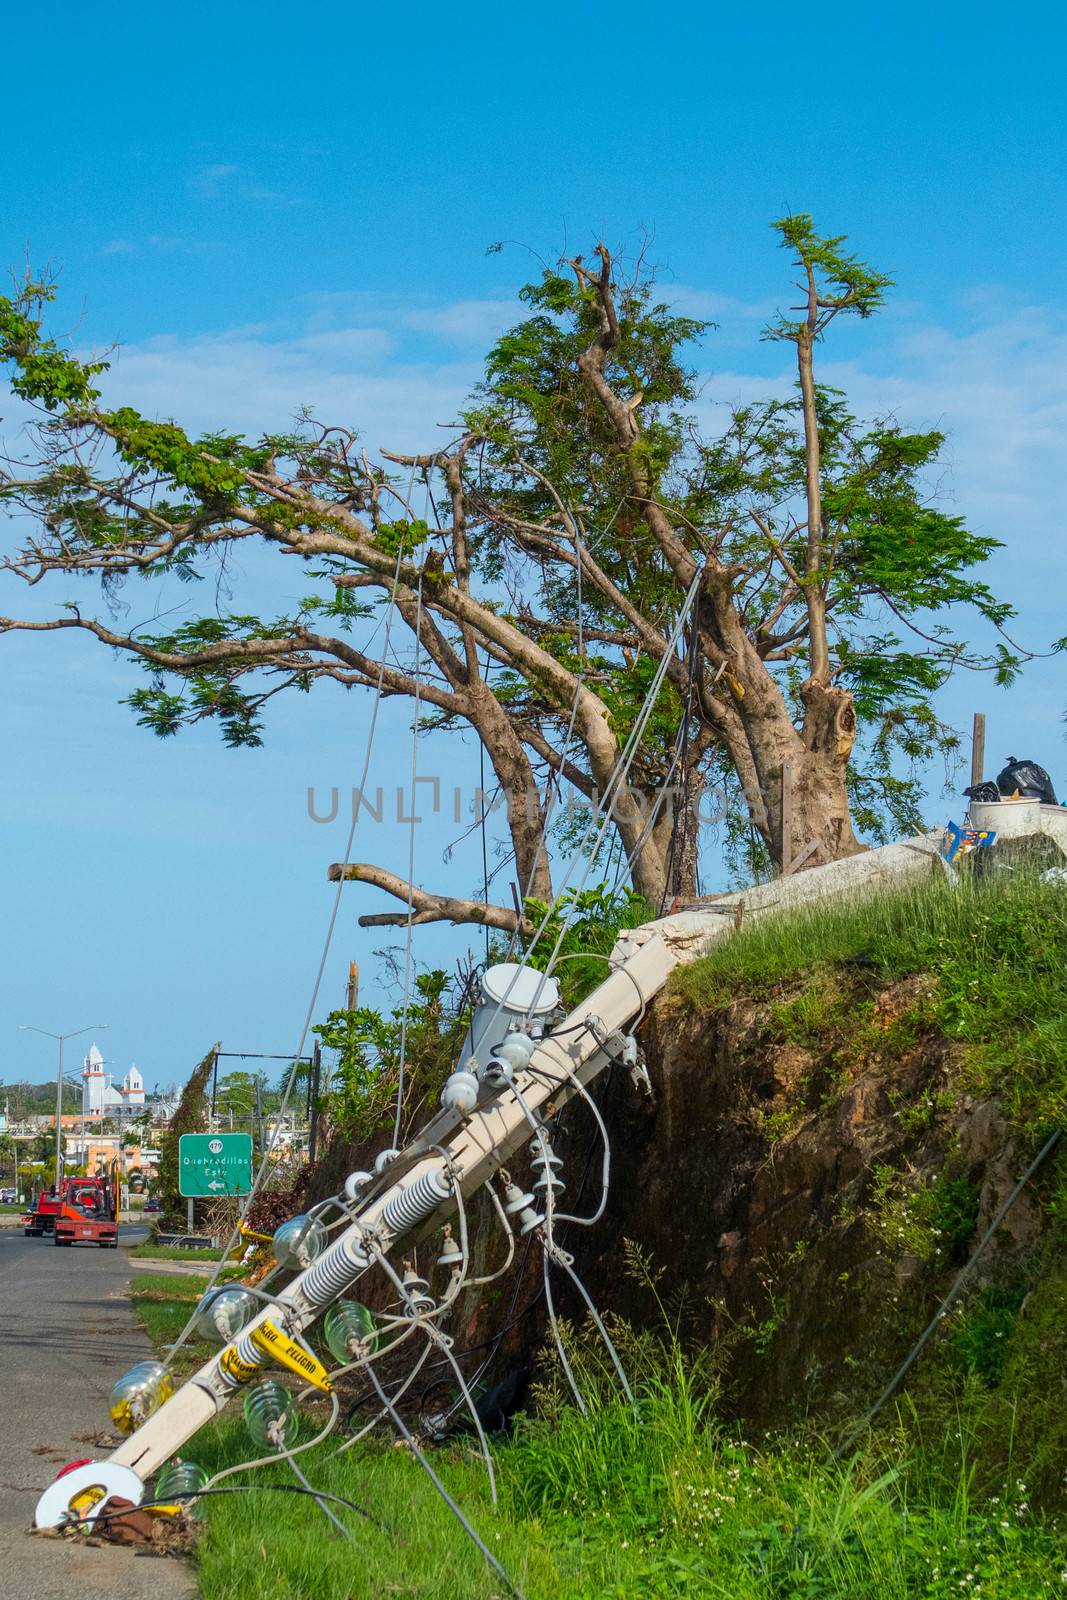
[994,757,1058,805]
[963,781,1001,803]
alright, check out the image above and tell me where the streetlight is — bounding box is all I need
[19,1023,108,1192]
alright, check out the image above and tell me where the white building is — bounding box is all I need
[81,1044,146,1120]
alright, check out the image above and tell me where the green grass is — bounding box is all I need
[128,1270,241,1374]
[673,871,1067,1130]
[123,1264,1066,1599]
[185,1356,1066,1600]
[127,1242,225,1261]
[130,873,1067,1597]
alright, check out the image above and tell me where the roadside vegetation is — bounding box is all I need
[673,868,1067,1131]
[185,1307,1066,1599]
[127,1243,225,1262]
[127,871,1067,1596]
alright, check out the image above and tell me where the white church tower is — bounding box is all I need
[122,1065,145,1109]
[82,1043,108,1117]
[82,1046,145,1119]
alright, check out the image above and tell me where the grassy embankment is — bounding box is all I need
[128,873,1066,1597]
[127,1243,225,1262]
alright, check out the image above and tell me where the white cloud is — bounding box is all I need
[100,323,474,449]
[189,162,301,208]
[667,284,775,326]
[82,291,1065,604]
[403,299,520,344]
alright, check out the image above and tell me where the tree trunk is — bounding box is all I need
[733,688,863,873]
[470,685,554,905]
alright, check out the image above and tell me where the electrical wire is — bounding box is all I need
[289,1452,352,1540]
[501,511,587,963]
[82,1483,388,1530]
[835,1126,1063,1458]
[393,566,425,1150]
[465,1178,516,1286]
[363,1360,527,1600]
[200,1392,341,1495]
[475,567,703,1057]
[162,540,409,1372]
[371,1240,498,1506]
[541,1243,586,1414]
[337,1340,435,1452]
[540,1127,634,1409]
[533,569,703,990]
[551,1072,612,1228]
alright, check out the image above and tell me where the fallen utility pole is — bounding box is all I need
[53,928,676,1503]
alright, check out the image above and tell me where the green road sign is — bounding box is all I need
[178,1132,253,1198]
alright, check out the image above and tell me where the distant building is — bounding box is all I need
[81,1044,146,1120]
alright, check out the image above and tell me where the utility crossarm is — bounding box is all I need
[64,928,677,1503]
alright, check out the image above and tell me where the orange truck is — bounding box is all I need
[53,1166,119,1249]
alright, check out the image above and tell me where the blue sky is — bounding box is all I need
[2,1,1065,1088]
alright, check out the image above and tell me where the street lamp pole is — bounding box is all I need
[19,1023,108,1192]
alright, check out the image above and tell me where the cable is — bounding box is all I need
[82,1482,387,1530]
[201,1392,342,1495]
[372,1238,497,1506]
[289,1452,351,1540]
[470,565,702,1058]
[363,1360,527,1600]
[393,566,425,1150]
[465,1178,516,1287]
[501,509,587,963]
[533,569,702,990]
[551,1072,612,1228]
[162,540,410,1371]
[542,1243,586,1414]
[540,1125,634,1409]
[549,1244,634,1407]
[338,1340,435,1451]
[835,1126,1063,1458]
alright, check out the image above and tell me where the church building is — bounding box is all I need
[81,1043,146,1120]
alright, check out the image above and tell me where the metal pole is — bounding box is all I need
[54,1036,64,1193]
[19,1025,104,1191]
[308,1041,321,1164]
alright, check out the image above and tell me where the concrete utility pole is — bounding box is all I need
[19,1022,107,1192]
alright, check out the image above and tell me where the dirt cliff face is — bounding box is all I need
[525,972,1049,1430]
[294,962,1062,1493]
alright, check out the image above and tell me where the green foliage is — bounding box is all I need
[313,970,462,1143]
[520,884,655,1008]
[182,1320,1067,1600]
[674,872,1067,1132]
[0,283,108,409]
[767,212,894,336]
[947,1286,1027,1387]
[0,222,1041,865]
[154,1044,216,1225]
[869,1165,980,1265]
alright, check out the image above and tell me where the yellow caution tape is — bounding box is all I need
[250,1320,333,1393]
[219,1345,262,1387]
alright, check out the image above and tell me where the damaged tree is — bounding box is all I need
[0,218,1020,926]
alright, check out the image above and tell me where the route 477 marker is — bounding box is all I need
[178,1132,253,1198]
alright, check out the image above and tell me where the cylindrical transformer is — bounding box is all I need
[457,962,560,1072]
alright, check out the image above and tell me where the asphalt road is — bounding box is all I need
[0,1225,196,1599]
